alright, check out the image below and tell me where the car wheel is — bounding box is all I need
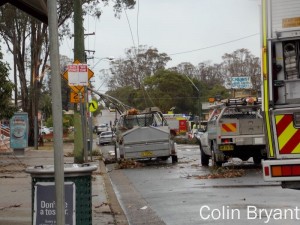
[171,155,178,163]
[211,141,222,167]
[199,144,209,166]
[114,143,118,161]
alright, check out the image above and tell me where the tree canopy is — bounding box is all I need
[0,46,16,120]
[105,48,259,115]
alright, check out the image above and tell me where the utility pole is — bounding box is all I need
[73,0,85,163]
[47,1,65,224]
[184,74,202,122]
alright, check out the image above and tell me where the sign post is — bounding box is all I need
[62,60,94,163]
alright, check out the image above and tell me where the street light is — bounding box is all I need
[91,56,115,69]
[184,74,202,122]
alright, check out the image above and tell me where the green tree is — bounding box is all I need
[221,48,261,91]
[0,47,16,120]
[143,69,195,113]
[108,46,171,90]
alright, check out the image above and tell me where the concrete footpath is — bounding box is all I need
[0,142,128,225]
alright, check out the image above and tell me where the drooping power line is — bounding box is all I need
[169,33,259,56]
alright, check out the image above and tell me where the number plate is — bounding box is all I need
[219,145,234,151]
[141,151,154,157]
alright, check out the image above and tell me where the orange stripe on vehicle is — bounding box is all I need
[222,123,236,132]
[276,114,300,154]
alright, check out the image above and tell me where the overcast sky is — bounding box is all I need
[61,0,261,66]
[60,0,261,90]
[2,0,261,92]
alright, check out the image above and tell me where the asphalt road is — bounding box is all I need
[100,144,300,225]
[96,110,300,225]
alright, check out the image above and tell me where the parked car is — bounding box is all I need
[95,124,109,135]
[98,131,115,145]
[40,127,51,135]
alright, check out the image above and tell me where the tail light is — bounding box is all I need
[221,138,233,144]
[270,165,300,177]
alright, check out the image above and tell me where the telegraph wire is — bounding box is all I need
[169,33,259,56]
[136,0,140,48]
[124,7,136,49]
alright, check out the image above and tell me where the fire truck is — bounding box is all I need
[261,0,300,189]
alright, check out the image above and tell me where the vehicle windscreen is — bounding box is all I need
[119,113,168,129]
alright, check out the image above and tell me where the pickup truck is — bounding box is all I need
[196,98,266,166]
[114,107,178,163]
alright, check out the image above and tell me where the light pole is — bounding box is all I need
[184,74,202,122]
[87,57,114,160]
[91,56,115,69]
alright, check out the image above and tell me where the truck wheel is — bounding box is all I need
[159,156,169,161]
[211,142,222,167]
[114,143,118,161]
[200,144,209,166]
[253,156,261,165]
[171,155,178,163]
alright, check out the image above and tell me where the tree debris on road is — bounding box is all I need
[195,167,245,179]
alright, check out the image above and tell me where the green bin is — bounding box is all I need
[26,163,97,225]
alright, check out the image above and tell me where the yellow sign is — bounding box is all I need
[89,100,98,112]
[70,92,84,103]
[62,60,94,93]
[283,17,300,28]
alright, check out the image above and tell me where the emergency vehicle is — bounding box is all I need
[261,0,300,189]
[197,97,265,166]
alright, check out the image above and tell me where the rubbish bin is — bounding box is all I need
[26,163,97,225]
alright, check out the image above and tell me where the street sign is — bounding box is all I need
[228,76,253,89]
[62,60,94,93]
[70,92,84,103]
[88,100,98,112]
[67,64,88,86]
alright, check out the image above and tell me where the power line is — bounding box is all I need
[169,33,259,56]
[124,7,136,49]
[136,0,140,48]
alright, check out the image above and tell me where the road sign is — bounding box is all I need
[227,76,253,89]
[88,100,98,112]
[62,60,94,93]
[68,64,88,86]
[70,92,84,103]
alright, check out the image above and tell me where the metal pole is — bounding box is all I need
[34,116,38,149]
[83,87,88,162]
[47,1,65,225]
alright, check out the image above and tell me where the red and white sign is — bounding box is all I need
[67,64,88,86]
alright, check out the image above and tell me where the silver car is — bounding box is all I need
[98,131,115,145]
[96,124,109,135]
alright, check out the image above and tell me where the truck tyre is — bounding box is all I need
[172,155,178,163]
[114,143,118,161]
[211,141,222,167]
[159,156,169,161]
[253,156,261,165]
[200,144,209,166]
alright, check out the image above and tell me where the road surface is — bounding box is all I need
[96,110,300,225]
